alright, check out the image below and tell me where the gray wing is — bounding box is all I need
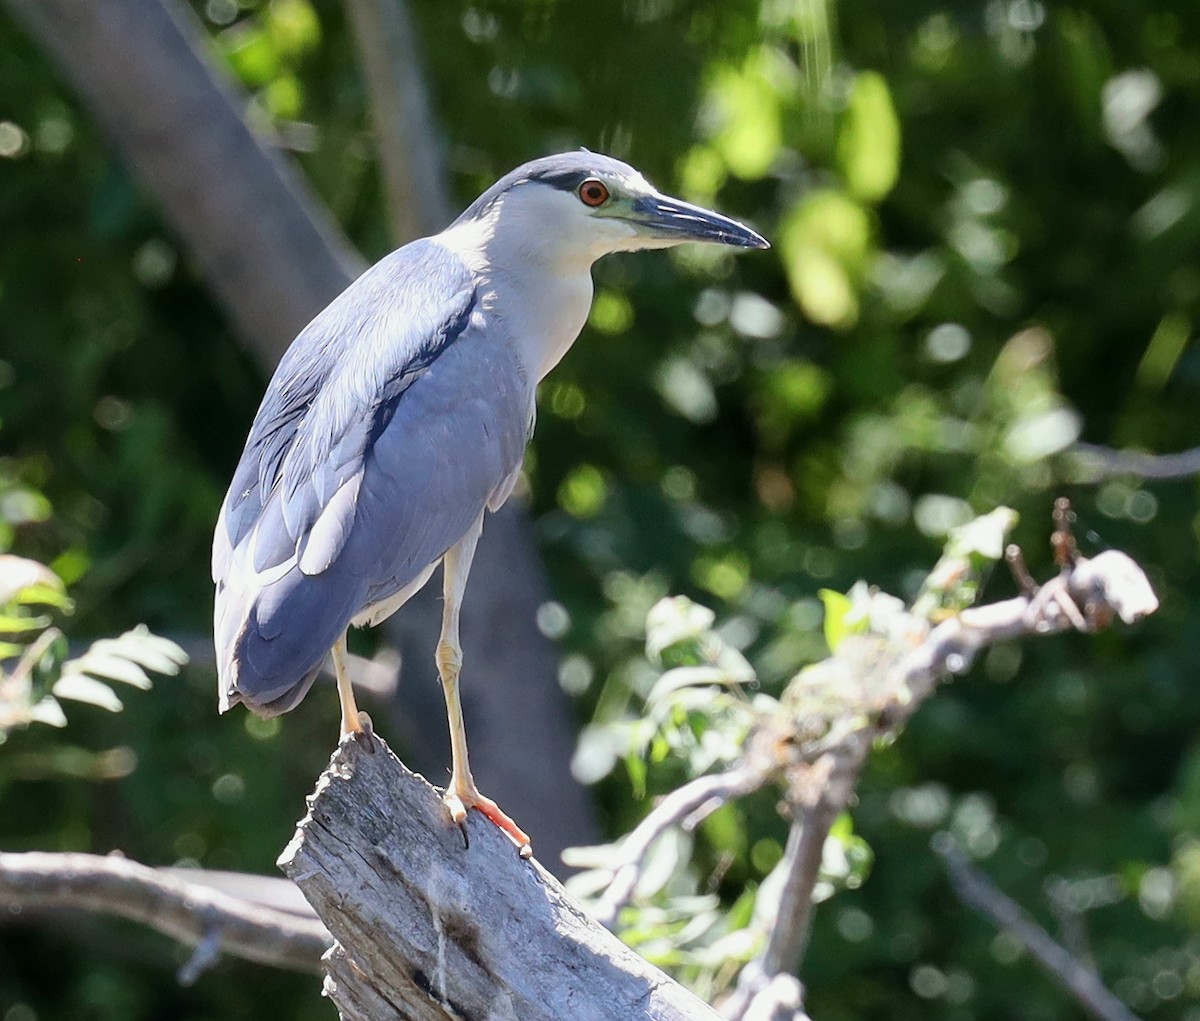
[213,239,531,714]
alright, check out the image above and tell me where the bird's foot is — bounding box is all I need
[339,711,375,752]
[444,783,532,859]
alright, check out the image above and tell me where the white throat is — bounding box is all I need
[436,199,598,381]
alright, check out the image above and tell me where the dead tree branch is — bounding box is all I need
[342,0,451,239]
[278,733,723,1021]
[0,852,330,978]
[722,524,1157,1018]
[594,763,770,927]
[935,837,1142,1021]
[1069,442,1200,482]
[579,506,1157,1021]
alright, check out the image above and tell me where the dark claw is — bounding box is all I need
[356,711,376,754]
[459,819,470,851]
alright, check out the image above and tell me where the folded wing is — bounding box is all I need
[213,240,529,715]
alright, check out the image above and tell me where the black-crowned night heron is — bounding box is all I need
[213,151,767,855]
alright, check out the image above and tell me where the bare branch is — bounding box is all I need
[342,0,452,239]
[592,763,772,929]
[757,801,842,980]
[0,852,330,976]
[934,837,1143,1021]
[1045,876,1098,971]
[727,969,809,1021]
[717,508,1158,1019]
[1069,442,1200,482]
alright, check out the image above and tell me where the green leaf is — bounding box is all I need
[707,50,786,180]
[779,190,873,329]
[223,27,282,88]
[625,750,647,800]
[61,654,151,690]
[820,588,853,652]
[14,583,73,612]
[645,596,716,665]
[267,0,321,56]
[837,71,901,202]
[27,696,67,728]
[0,612,50,634]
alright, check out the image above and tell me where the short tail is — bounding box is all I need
[214,563,359,718]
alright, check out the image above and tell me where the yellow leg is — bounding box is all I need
[438,519,531,857]
[332,631,365,738]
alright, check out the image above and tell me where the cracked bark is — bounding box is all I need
[279,733,722,1021]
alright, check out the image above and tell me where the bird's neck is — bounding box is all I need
[436,217,596,383]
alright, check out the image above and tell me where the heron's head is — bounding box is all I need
[452,151,768,270]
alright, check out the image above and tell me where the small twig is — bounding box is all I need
[758,801,842,979]
[722,799,843,1021]
[1052,497,1078,569]
[593,763,771,929]
[934,836,1142,1021]
[0,852,330,975]
[1070,442,1200,482]
[177,908,224,985]
[1045,877,1097,972]
[728,969,809,1021]
[720,505,1158,1020]
[1005,543,1038,596]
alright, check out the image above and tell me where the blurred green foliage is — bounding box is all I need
[0,552,187,738]
[2,0,1200,1018]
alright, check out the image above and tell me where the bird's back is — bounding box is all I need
[213,239,533,716]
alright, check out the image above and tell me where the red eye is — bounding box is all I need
[579,179,610,207]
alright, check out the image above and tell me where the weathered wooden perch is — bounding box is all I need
[278,733,723,1021]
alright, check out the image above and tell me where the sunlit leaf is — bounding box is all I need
[837,71,901,202]
[267,0,321,56]
[819,588,853,652]
[61,653,151,690]
[52,674,124,712]
[646,596,716,664]
[779,190,873,329]
[223,27,281,87]
[914,507,1018,617]
[26,696,67,728]
[705,48,791,180]
[0,612,50,634]
[558,464,607,518]
[0,555,67,607]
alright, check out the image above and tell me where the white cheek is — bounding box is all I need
[588,218,639,257]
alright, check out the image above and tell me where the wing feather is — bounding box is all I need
[213,240,532,714]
